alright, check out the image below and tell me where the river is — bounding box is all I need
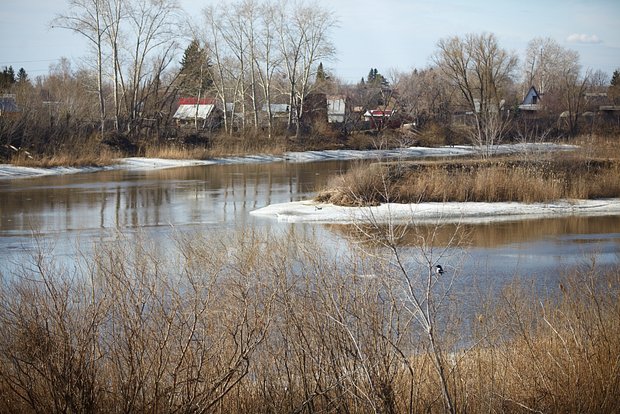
[1,159,619,287]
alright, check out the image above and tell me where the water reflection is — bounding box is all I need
[0,160,351,235]
[324,215,620,248]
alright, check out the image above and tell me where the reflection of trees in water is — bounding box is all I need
[325,215,620,248]
[0,160,353,232]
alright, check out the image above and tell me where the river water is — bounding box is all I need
[1,159,619,287]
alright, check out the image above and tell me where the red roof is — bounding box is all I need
[178,97,217,105]
[367,110,395,117]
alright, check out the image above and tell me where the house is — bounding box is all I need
[363,109,396,129]
[327,96,346,123]
[519,86,543,112]
[0,94,19,118]
[173,97,218,126]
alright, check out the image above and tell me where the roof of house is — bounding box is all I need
[173,103,215,120]
[364,109,395,117]
[173,97,218,120]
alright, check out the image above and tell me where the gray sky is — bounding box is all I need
[1,0,619,82]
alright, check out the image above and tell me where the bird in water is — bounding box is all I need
[435,265,445,275]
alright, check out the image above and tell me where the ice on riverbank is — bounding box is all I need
[0,143,577,179]
[250,199,620,224]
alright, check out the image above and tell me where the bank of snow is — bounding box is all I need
[249,199,620,224]
[0,143,576,179]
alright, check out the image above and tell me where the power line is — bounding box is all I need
[0,59,63,65]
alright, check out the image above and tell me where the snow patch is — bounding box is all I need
[250,199,620,224]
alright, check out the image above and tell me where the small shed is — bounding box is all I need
[173,97,217,122]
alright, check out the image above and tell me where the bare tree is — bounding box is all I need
[122,0,181,133]
[434,33,518,156]
[101,0,124,132]
[523,37,590,136]
[53,0,109,135]
[276,0,337,139]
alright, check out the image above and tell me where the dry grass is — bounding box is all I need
[143,133,289,160]
[9,148,121,168]
[0,230,618,413]
[317,153,620,206]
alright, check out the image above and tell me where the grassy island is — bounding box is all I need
[317,137,620,206]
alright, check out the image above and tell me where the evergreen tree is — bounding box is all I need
[16,68,29,84]
[609,69,620,104]
[366,68,388,88]
[611,69,620,87]
[179,39,213,97]
[367,68,378,83]
[0,66,15,90]
[315,62,327,83]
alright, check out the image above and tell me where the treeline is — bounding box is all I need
[1,0,619,162]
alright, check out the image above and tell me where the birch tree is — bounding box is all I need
[202,5,237,134]
[276,0,337,139]
[253,2,282,138]
[101,0,123,132]
[122,0,180,132]
[53,0,109,135]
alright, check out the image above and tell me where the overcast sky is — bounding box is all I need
[1,0,618,83]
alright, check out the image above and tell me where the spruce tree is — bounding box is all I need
[611,69,620,87]
[179,39,213,97]
[16,68,29,84]
[610,69,620,104]
[0,66,15,90]
[316,62,327,83]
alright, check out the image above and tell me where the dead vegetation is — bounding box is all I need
[0,229,618,413]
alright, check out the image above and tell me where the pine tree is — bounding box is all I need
[16,68,29,84]
[609,69,620,104]
[367,68,378,83]
[611,69,620,87]
[0,66,15,90]
[179,39,213,97]
[315,62,327,83]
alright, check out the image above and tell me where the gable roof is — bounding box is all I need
[519,86,542,111]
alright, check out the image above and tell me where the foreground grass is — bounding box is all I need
[0,230,618,413]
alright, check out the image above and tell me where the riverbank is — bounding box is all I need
[0,142,575,179]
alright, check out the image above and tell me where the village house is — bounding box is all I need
[172,97,220,128]
[519,86,543,114]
